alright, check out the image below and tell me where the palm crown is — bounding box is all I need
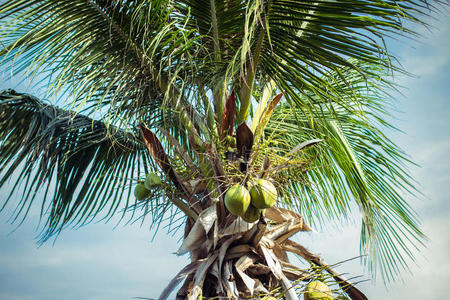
[0,0,437,298]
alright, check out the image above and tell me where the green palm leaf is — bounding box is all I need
[258,0,431,113]
[0,0,202,124]
[265,62,424,281]
[0,89,151,242]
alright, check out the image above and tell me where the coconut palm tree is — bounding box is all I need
[0,1,438,299]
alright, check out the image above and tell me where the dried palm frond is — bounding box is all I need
[162,203,367,299]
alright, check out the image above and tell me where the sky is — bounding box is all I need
[0,8,449,300]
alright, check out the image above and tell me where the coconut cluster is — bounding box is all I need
[224,179,277,222]
[134,172,161,200]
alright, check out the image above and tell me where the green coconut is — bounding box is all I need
[134,183,151,200]
[335,296,350,300]
[304,281,333,300]
[224,135,236,145]
[224,184,250,216]
[249,179,277,209]
[144,172,161,190]
[242,205,264,223]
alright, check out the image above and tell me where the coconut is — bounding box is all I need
[335,296,350,300]
[134,183,151,200]
[224,184,250,216]
[224,135,236,145]
[304,281,333,300]
[144,172,161,190]
[242,205,263,223]
[249,179,277,209]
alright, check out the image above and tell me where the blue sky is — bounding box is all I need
[0,9,449,300]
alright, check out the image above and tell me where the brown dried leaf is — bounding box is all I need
[140,124,183,192]
[236,122,254,172]
[176,222,206,256]
[260,246,283,278]
[218,236,237,274]
[220,91,236,139]
[176,206,217,255]
[226,244,255,260]
[248,263,271,276]
[282,239,321,263]
[279,274,299,300]
[184,217,194,239]
[159,260,202,300]
[253,278,269,294]
[213,217,219,249]
[240,217,266,245]
[188,252,219,300]
[267,221,309,243]
[239,220,259,243]
[260,246,297,300]
[235,267,256,295]
[275,223,309,244]
[219,217,256,238]
[234,254,259,295]
[235,254,259,272]
[265,206,311,231]
[251,219,267,246]
[222,261,239,299]
[258,236,275,251]
[175,273,194,300]
[273,244,289,263]
[140,124,200,215]
[209,260,220,279]
[209,260,224,295]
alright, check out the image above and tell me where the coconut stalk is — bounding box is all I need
[137,91,368,300]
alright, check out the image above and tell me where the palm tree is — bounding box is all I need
[0,1,438,299]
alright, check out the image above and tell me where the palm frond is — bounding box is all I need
[260,0,434,110]
[222,0,435,121]
[265,63,425,281]
[0,0,203,125]
[0,89,152,242]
